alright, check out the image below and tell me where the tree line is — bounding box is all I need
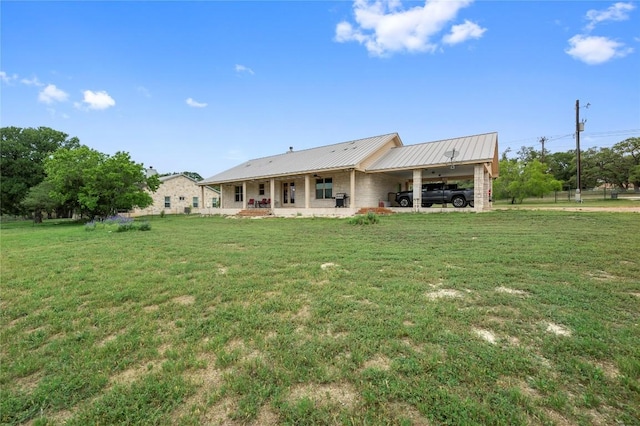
[1,126,160,222]
[493,137,640,203]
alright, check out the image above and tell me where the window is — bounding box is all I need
[316,178,333,199]
[192,197,199,208]
[235,186,243,202]
[164,196,171,208]
[259,183,265,195]
[212,198,219,208]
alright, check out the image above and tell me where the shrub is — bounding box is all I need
[159,210,165,218]
[138,221,151,231]
[85,221,97,231]
[347,212,379,225]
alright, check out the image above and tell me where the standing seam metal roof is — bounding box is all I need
[200,133,400,184]
[366,132,498,171]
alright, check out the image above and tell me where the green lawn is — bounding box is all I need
[1,212,639,425]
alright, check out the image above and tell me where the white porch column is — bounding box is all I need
[350,169,356,208]
[473,164,485,211]
[242,182,247,209]
[305,175,310,209]
[201,185,205,212]
[270,179,276,208]
[412,169,422,212]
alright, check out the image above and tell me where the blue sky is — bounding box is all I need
[2,1,639,177]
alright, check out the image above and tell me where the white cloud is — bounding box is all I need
[565,34,633,64]
[38,84,69,104]
[186,97,207,108]
[334,0,480,56]
[81,90,116,110]
[21,76,43,87]
[1,71,18,84]
[235,64,255,75]
[585,2,635,31]
[442,19,486,45]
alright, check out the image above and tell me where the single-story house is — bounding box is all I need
[198,132,499,216]
[129,173,220,217]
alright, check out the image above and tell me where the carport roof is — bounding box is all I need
[367,132,498,172]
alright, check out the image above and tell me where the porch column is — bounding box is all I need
[270,179,276,208]
[473,164,485,211]
[412,169,422,212]
[201,185,205,212]
[242,182,247,209]
[350,169,356,208]
[485,164,492,211]
[304,175,310,209]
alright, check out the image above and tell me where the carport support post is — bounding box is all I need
[350,169,356,209]
[412,169,422,212]
[473,164,486,211]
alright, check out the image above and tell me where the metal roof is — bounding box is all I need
[367,132,498,171]
[201,133,401,184]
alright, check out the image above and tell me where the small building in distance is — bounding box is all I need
[129,172,220,217]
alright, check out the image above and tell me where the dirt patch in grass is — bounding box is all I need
[593,360,620,379]
[143,304,159,312]
[387,402,430,425]
[198,396,238,425]
[254,404,280,425]
[473,328,497,344]
[545,322,572,337]
[425,289,463,300]
[109,360,162,387]
[495,286,529,296]
[361,354,392,371]
[496,376,540,400]
[96,331,124,348]
[172,295,195,305]
[293,305,311,321]
[14,370,43,392]
[287,382,360,409]
[320,262,336,270]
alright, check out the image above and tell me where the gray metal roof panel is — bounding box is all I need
[201,133,400,184]
[367,132,497,171]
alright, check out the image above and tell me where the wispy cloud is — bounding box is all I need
[186,97,207,108]
[0,71,18,84]
[235,64,255,75]
[21,76,43,87]
[38,84,69,104]
[585,2,635,31]
[566,34,633,65]
[442,19,486,45]
[566,2,635,65]
[334,0,484,56]
[80,90,116,110]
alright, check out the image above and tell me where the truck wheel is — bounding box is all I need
[467,200,474,208]
[399,197,412,207]
[452,196,466,208]
[424,203,433,208]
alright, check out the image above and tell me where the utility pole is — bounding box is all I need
[539,136,547,164]
[575,100,582,203]
[575,100,589,203]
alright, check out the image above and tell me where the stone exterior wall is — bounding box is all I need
[130,175,219,217]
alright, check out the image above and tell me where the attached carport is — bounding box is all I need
[366,132,499,212]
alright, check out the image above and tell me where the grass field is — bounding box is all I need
[1,211,639,425]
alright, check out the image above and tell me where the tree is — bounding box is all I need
[20,181,59,223]
[613,137,640,191]
[493,159,562,203]
[0,126,79,215]
[45,146,160,219]
[160,171,203,181]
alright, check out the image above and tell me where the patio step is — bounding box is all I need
[237,209,273,217]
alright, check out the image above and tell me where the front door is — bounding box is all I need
[283,182,295,205]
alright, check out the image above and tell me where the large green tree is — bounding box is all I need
[20,181,59,223]
[45,146,160,219]
[0,126,79,215]
[494,159,562,203]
